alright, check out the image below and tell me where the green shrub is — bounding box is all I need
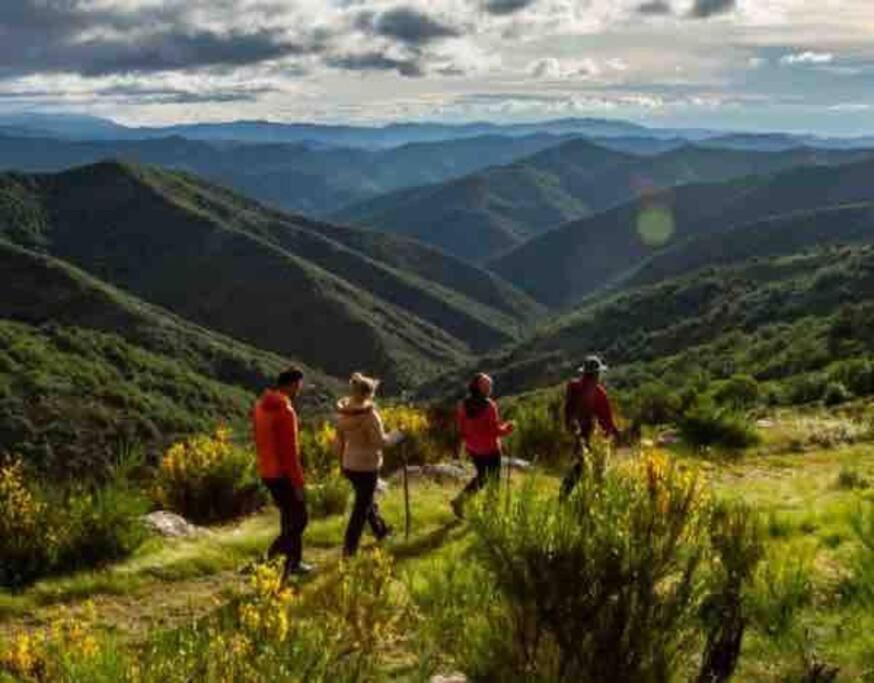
[465,453,762,682]
[713,374,760,410]
[623,381,683,426]
[836,468,868,490]
[154,426,266,524]
[748,555,814,640]
[0,459,149,588]
[841,503,874,606]
[504,391,575,466]
[308,471,349,519]
[679,400,761,451]
[822,381,852,407]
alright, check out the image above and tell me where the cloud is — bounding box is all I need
[482,0,537,16]
[637,1,672,16]
[361,7,460,45]
[779,51,835,66]
[326,51,424,77]
[689,0,735,19]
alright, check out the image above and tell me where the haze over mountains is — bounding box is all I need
[2,111,874,463]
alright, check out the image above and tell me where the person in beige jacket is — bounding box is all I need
[334,373,401,556]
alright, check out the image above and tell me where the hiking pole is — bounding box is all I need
[403,447,412,541]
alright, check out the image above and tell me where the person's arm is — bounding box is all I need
[595,387,620,440]
[275,405,305,488]
[483,401,514,439]
[370,409,394,448]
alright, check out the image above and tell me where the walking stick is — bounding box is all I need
[504,451,512,514]
[403,448,412,540]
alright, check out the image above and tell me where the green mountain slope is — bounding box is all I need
[492,158,874,307]
[0,162,474,387]
[334,140,873,263]
[421,244,874,398]
[0,238,341,475]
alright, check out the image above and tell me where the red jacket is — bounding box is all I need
[252,389,304,487]
[457,399,514,457]
[564,377,619,443]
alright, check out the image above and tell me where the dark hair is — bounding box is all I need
[464,373,490,418]
[276,366,304,388]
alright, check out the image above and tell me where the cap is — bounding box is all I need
[578,355,608,375]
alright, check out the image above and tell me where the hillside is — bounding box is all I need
[0,162,490,387]
[492,157,874,307]
[334,140,873,262]
[421,244,874,398]
[0,132,566,216]
[0,238,342,475]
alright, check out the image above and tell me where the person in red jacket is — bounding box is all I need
[561,356,620,498]
[451,373,515,518]
[252,367,311,578]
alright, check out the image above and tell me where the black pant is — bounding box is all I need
[263,478,308,574]
[461,453,502,497]
[343,469,389,555]
[560,435,590,499]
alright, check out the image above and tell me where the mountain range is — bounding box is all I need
[336,140,874,263]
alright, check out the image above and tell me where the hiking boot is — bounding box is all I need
[375,525,394,542]
[286,561,315,577]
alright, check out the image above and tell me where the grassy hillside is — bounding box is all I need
[492,158,874,307]
[0,132,565,216]
[422,244,874,398]
[129,165,540,348]
[0,238,341,475]
[335,140,872,263]
[0,162,512,386]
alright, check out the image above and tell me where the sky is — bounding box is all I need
[1,0,874,134]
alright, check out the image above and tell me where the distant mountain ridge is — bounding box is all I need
[491,157,874,307]
[0,132,569,215]
[336,139,874,263]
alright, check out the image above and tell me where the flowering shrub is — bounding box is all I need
[299,420,340,479]
[154,425,265,523]
[466,449,761,682]
[0,602,101,680]
[0,459,147,587]
[381,405,442,472]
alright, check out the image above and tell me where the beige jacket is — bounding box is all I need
[334,398,392,472]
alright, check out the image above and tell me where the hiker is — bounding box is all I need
[334,372,402,557]
[252,367,312,578]
[451,373,515,517]
[560,355,620,498]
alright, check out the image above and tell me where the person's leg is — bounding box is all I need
[343,470,371,556]
[361,472,391,539]
[286,486,308,573]
[560,437,587,499]
[263,478,292,559]
[451,456,492,517]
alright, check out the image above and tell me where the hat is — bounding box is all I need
[578,355,608,375]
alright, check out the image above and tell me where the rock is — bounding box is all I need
[756,418,776,429]
[392,463,469,483]
[502,457,532,471]
[142,511,206,538]
[657,431,680,446]
[376,477,390,493]
[430,674,468,683]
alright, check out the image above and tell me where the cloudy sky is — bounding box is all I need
[2,0,874,133]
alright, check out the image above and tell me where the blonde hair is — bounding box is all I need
[349,372,380,400]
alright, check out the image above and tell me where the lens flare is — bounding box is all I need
[636,205,675,247]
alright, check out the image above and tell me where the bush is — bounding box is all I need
[822,381,852,407]
[466,452,762,682]
[504,391,576,466]
[154,426,266,524]
[841,503,874,606]
[622,381,683,426]
[713,374,760,410]
[380,405,443,473]
[0,459,149,588]
[308,471,349,519]
[679,400,761,451]
[299,420,339,479]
